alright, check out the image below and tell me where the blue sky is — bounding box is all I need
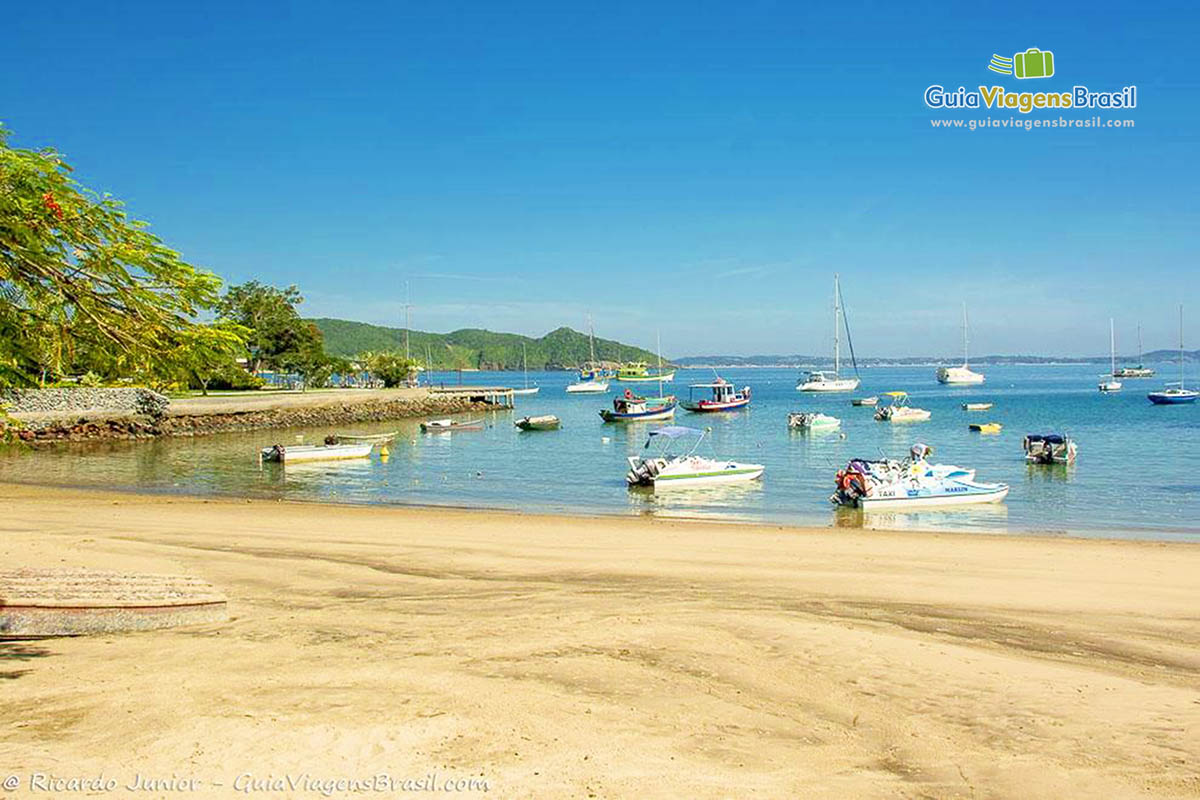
[4,1,1197,357]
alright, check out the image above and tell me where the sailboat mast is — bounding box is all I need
[962,302,970,368]
[833,274,841,377]
[1110,318,1116,376]
[1137,324,1143,364]
[1180,305,1185,385]
[656,330,663,398]
[522,341,529,389]
[588,315,597,365]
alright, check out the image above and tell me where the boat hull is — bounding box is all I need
[420,419,484,432]
[599,404,677,422]
[649,464,764,488]
[682,397,750,412]
[936,366,985,385]
[516,415,560,431]
[616,372,675,383]
[511,387,540,396]
[797,379,860,392]
[566,381,609,393]
[856,483,1009,510]
[259,443,373,463]
[1148,392,1198,404]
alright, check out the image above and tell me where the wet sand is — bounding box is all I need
[1,483,1197,798]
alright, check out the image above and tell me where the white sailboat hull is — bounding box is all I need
[797,378,860,392]
[858,482,1009,510]
[566,381,609,394]
[511,387,540,396]
[936,366,985,385]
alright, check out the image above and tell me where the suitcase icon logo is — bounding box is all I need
[987,48,1055,79]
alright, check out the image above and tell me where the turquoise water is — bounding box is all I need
[3,366,1198,540]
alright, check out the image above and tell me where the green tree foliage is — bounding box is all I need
[311,319,664,370]
[361,351,420,388]
[0,125,229,390]
[216,282,319,373]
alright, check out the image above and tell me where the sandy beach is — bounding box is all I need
[1,483,1198,799]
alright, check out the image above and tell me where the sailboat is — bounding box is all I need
[566,317,610,394]
[936,303,985,385]
[1115,324,1155,378]
[1098,318,1123,393]
[1148,306,1198,405]
[797,274,861,392]
[512,342,539,396]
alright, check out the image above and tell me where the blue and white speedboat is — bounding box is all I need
[831,444,1007,510]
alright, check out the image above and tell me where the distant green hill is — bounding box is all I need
[309,318,664,370]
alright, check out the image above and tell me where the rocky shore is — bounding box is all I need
[3,388,496,442]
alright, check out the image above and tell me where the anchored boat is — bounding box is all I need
[334,430,398,443]
[787,411,841,430]
[515,415,561,431]
[421,418,485,433]
[1023,434,1077,464]
[969,422,1003,434]
[1148,306,1198,405]
[851,396,878,407]
[936,303,985,385]
[874,392,931,422]
[1115,324,1155,378]
[616,361,675,383]
[567,317,612,394]
[626,426,764,489]
[831,444,1007,510]
[1098,318,1123,393]
[600,389,677,422]
[962,402,993,411]
[681,378,751,412]
[512,342,540,396]
[798,273,861,392]
[259,442,373,463]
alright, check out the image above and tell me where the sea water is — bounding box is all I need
[2,366,1197,540]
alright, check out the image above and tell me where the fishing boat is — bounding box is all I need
[969,422,1002,434]
[515,415,561,431]
[962,402,993,411]
[616,361,675,383]
[1023,434,1077,464]
[874,392,931,422]
[1098,318,1123,393]
[681,378,751,412]
[259,442,373,463]
[599,390,677,422]
[936,303,985,385]
[420,418,485,433]
[830,443,1007,510]
[851,396,878,407]
[798,273,861,392]
[334,430,398,443]
[567,318,611,394]
[625,426,764,488]
[512,343,540,396]
[787,411,841,430]
[1115,324,1155,378]
[1148,306,1198,405]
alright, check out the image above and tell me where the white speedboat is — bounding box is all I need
[874,392,931,422]
[830,444,1006,510]
[797,274,861,392]
[1023,433,1077,464]
[936,303,985,385]
[626,426,764,489]
[787,411,841,430]
[259,442,373,463]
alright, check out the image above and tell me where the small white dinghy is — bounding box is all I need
[259,442,373,464]
[626,426,764,489]
[787,411,841,430]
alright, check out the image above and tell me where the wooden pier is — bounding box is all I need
[428,386,515,408]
